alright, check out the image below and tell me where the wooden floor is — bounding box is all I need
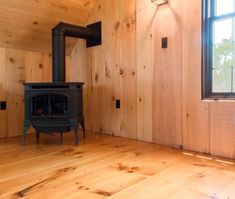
[0,132,235,199]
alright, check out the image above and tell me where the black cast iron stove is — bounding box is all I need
[22,21,101,145]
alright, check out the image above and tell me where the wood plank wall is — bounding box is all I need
[70,0,184,143]
[152,0,183,148]
[182,0,210,154]
[70,0,235,159]
[81,0,138,138]
[0,47,71,138]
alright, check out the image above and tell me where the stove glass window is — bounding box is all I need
[32,93,69,116]
[51,94,69,116]
[32,94,49,116]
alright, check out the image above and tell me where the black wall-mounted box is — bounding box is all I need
[0,101,6,110]
[162,37,168,49]
[116,99,120,109]
[86,21,102,48]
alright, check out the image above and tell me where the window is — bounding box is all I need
[202,0,235,99]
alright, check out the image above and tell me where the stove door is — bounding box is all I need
[50,93,70,116]
[31,93,70,117]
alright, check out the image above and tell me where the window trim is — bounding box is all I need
[202,0,235,99]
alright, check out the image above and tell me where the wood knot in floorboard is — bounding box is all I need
[117,163,139,173]
[92,190,114,197]
[61,148,75,154]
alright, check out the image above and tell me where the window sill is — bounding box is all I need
[202,98,235,102]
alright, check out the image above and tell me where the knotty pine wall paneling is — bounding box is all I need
[182,0,210,153]
[72,0,183,145]
[5,48,26,137]
[102,0,122,136]
[0,47,70,138]
[0,48,7,138]
[70,39,92,131]
[80,0,138,138]
[152,0,183,147]
[86,0,107,135]
[210,102,235,158]
[119,0,137,139]
[0,0,96,53]
[136,0,155,142]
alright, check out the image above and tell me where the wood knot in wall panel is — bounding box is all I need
[131,18,135,25]
[119,69,123,75]
[105,62,111,78]
[114,22,120,31]
[38,64,43,69]
[84,1,90,7]
[51,3,68,12]
[95,74,99,82]
[18,80,26,84]
[9,57,14,63]
[124,17,135,30]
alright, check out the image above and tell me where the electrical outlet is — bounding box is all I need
[116,99,120,109]
[162,37,168,48]
[0,101,6,110]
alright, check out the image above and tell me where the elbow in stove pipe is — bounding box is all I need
[52,21,101,82]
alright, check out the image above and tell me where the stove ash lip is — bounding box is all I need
[23,82,84,85]
[52,21,102,83]
[23,82,84,90]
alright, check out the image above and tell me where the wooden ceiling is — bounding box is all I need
[0,0,96,54]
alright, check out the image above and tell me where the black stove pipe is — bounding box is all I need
[52,22,99,82]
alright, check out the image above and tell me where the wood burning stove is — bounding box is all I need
[22,21,102,145]
[23,82,85,145]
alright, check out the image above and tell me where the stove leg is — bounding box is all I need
[72,126,78,145]
[81,120,86,139]
[36,131,40,144]
[22,126,29,145]
[60,132,63,145]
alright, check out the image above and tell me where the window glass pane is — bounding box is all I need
[213,18,232,44]
[215,0,234,16]
[212,42,233,69]
[212,68,232,92]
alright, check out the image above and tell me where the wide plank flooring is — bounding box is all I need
[0,132,235,199]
